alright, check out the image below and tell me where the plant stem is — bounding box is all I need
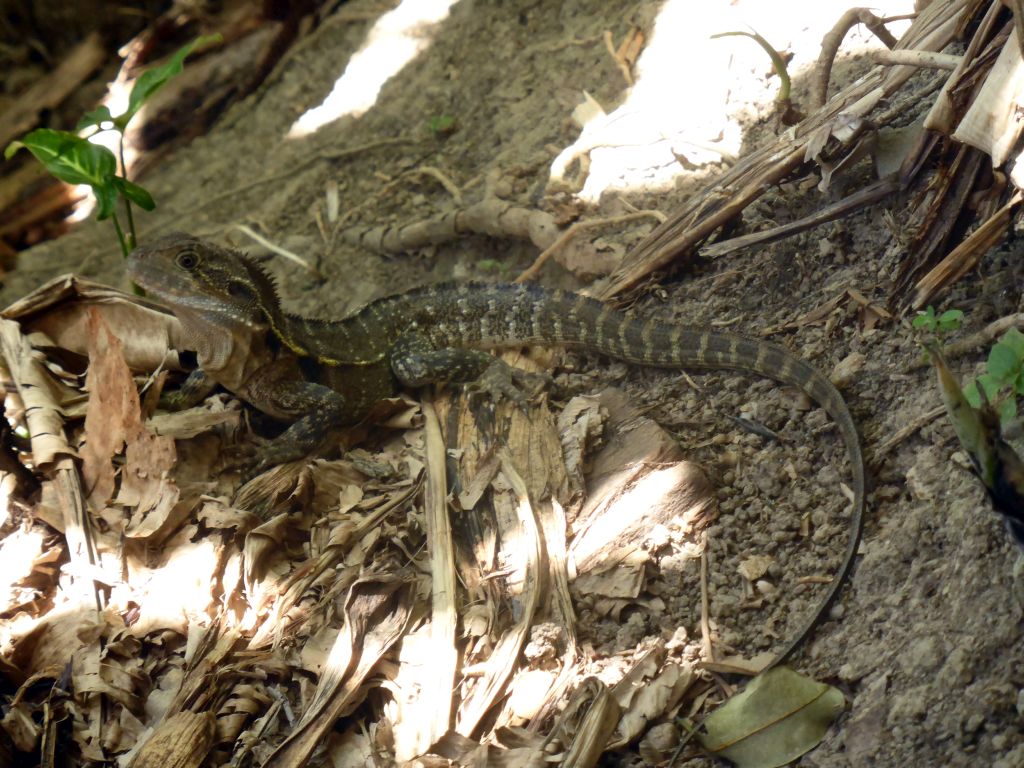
[123,197,136,250]
[111,213,128,258]
[117,138,137,249]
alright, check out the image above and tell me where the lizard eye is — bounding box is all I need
[176,250,199,270]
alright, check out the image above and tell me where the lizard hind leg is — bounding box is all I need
[390,332,546,408]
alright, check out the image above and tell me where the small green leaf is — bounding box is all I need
[977,373,1002,402]
[964,381,982,409]
[1000,327,1024,358]
[92,181,119,220]
[112,177,155,210]
[4,141,25,160]
[912,306,936,330]
[1014,368,1024,396]
[4,128,116,187]
[937,309,963,332]
[987,342,1020,384]
[428,115,456,133]
[76,106,116,132]
[998,397,1017,426]
[123,35,222,125]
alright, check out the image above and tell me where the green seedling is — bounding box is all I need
[427,115,456,135]
[4,35,221,257]
[912,305,964,335]
[476,258,512,277]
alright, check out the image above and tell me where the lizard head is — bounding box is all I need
[127,233,279,330]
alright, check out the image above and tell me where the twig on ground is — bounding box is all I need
[701,177,899,259]
[870,48,961,70]
[811,8,901,109]
[871,405,945,466]
[233,224,321,277]
[516,210,665,283]
[413,166,463,205]
[700,543,713,663]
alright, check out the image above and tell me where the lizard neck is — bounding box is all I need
[177,308,275,390]
[269,308,391,366]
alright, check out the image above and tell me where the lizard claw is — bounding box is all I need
[465,360,549,411]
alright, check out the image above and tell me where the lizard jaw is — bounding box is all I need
[127,248,265,329]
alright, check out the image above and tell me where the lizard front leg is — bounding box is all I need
[390,332,546,407]
[243,376,349,470]
[161,368,216,410]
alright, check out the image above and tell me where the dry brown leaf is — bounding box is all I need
[146,405,240,440]
[456,458,544,736]
[128,711,215,768]
[952,26,1024,165]
[263,576,414,768]
[2,273,184,373]
[554,677,621,766]
[0,320,77,467]
[573,555,646,599]
[80,309,143,508]
[391,400,456,761]
[126,529,222,636]
[557,394,607,492]
[611,661,694,748]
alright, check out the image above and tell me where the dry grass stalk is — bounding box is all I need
[600,0,969,300]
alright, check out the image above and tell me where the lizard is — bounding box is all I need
[126,232,865,669]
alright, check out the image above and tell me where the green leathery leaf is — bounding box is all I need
[122,34,222,126]
[76,105,116,133]
[1001,327,1024,358]
[92,180,119,220]
[112,177,155,210]
[999,397,1018,426]
[987,340,1021,385]
[696,667,846,768]
[964,380,981,409]
[4,128,116,187]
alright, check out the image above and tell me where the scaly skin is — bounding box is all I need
[127,232,865,668]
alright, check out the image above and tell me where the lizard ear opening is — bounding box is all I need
[226,280,256,302]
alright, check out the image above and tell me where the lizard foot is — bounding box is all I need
[465,359,550,410]
[220,435,300,482]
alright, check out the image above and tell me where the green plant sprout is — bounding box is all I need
[476,258,512,277]
[427,115,456,135]
[912,305,963,335]
[4,35,220,257]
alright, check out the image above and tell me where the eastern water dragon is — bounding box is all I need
[127,232,865,668]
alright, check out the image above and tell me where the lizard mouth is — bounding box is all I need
[126,254,209,312]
